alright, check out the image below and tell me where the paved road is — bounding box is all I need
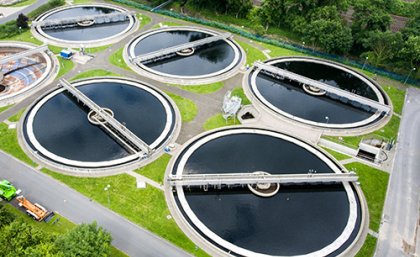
[375,87,420,257]
[0,151,191,257]
[0,0,48,24]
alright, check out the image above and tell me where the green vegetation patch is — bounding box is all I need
[261,42,307,58]
[71,69,121,81]
[8,108,25,122]
[203,113,239,131]
[152,21,183,29]
[134,154,171,184]
[3,204,75,234]
[1,30,42,45]
[109,48,131,71]
[345,162,389,232]
[324,115,400,149]
[0,123,36,166]
[41,169,210,257]
[236,40,267,66]
[382,86,406,115]
[138,13,152,29]
[0,104,13,114]
[321,147,351,161]
[57,58,75,78]
[231,87,251,105]
[165,91,197,122]
[172,82,224,94]
[355,235,377,257]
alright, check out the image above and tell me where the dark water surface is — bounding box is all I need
[174,131,361,256]
[133,30,237,76]
[27,81,174,162]
[42,6,130,41]
[252,60,382,124]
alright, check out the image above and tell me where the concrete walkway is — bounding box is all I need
[126,170,164,191]
[375,87,420,257]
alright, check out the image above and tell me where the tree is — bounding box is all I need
[16,13,29,29]
[0,205,16,229]
[0,220,55,257]
[303,19,353,53]
[55,222,112,257]
[351,0,391,49]
[259,0,285,30]
[361,31,403,66]
[398,35,420,68]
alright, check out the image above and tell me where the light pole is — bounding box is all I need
[404,67,416,85]
[325,116,329,124]
[362,56,368,70]
[302,41,305,48]
[104,184,111,207]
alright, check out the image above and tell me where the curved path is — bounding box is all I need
[375,87,420,257]
[0,151,192,257]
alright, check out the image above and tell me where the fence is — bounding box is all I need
[112,0,419,86]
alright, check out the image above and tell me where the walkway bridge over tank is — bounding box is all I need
[132,32,231,64]
[0,45,48,66]
[254,61,391,114]
[32,12,134,30]
[59,79,151,157]
[168,172,358,187]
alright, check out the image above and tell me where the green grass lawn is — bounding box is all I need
[134,154,171,184]
[345,162,389,232]
[324,115,401,149]
[382,86,406,115]
[41,169,210,257]
[138,13,152,29]
[203,113,239,131]
[152,21,183,29]
[231,87,251,105]
[72,0,93,4]
[57,58,75,78]
[236,40,267,66]
[1,30,42,45]
[321,147,351,161]
[165,91,197,122]
[8,108,25,122]
[3,204,128,257]
[356,235,377,257]
[71,69,121,81]
[3,204,75,234]
[109,48,131,71]
[48,45,63,54]
[0,123,37,167]
[261,42,307,58]
[171,82,224,94]
[85,45,111,54]
[0,104,13,113]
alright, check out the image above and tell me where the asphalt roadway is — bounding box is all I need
[375,87,420,257]
[0,0,48,24]
[0,151,191,257]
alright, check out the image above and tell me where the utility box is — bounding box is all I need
[60,49,73,59]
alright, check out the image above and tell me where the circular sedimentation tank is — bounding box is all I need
[33,4,136,47]
[245,57,391,130]
[0,42,54,106]
[22,77,179,171]
[166,127,367,257]
[126,26,245,84]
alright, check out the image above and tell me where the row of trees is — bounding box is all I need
[184,0,419,76]
[0,205,112,257]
